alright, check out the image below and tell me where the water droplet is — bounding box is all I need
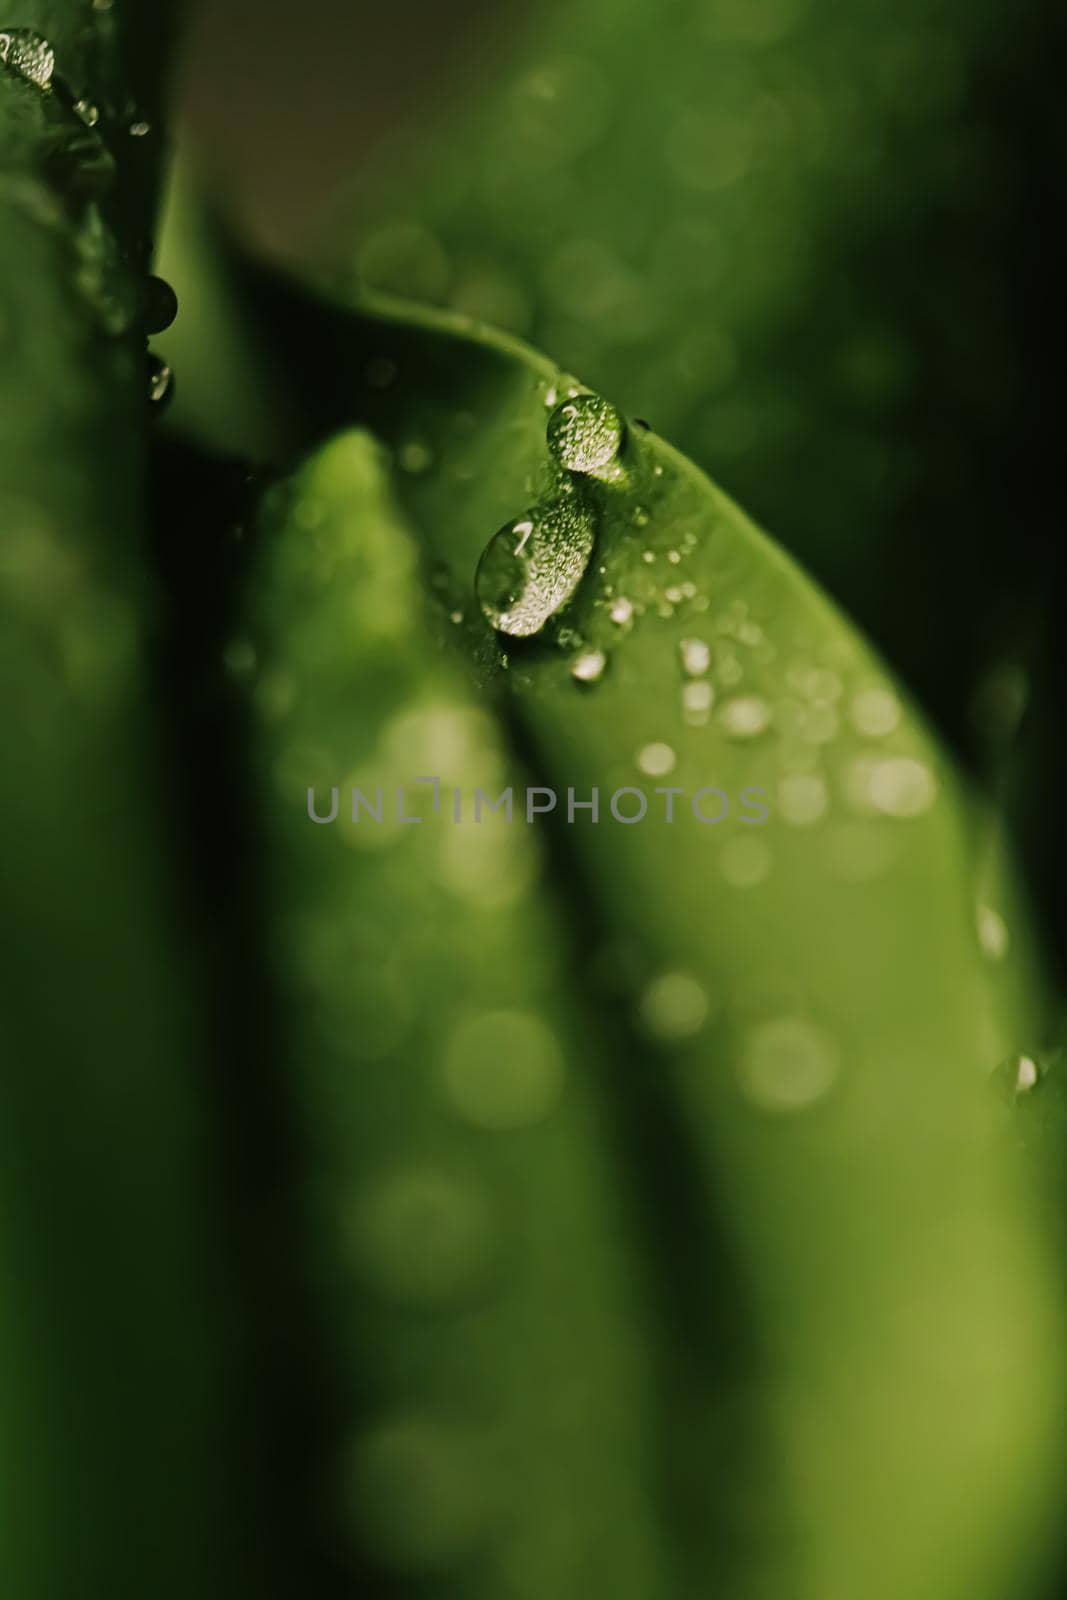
[0,29,55,89]
[128,119,151,138]
[437,804,541,907]
[737,1017,839,1114]
[547,393,625,475]
[867,756,937,818]
[720,695,772,739]
[799,703,840,744]
[477,503,595,638]
[341,1416,496,1574]
[346,1166,497,1308]
[73,97,100,128]
[147,353,173,410]
[610,596,634,625]
[679,637,711,677]
[571,648,607,683]
[778,773,829,826]
[682,681,714,725]
[977,906,1009,962]
[806,668,842,701]
[991,1052,1048,1103]
[639,972,710,1041]
[850,687,901,739]
[442,1011,565,1131]
[637,741,677,777]
[143,274,178,335]
[720,836,772,888]
[399,440,433,475]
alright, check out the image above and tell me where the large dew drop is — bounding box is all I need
[477,502,595,638]
[547,393,625,475]
[0,29,55,89]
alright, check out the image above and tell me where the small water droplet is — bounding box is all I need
[346,1166,497,1308]
[571,648,607,683]
[778,773,829,826]
[679,637,711,677]
[442,1011,565,1131]
[720,694,772,739]
[682,680,714,725]
[143,274,178,335]
[637,741,677,777]
[147,353,173,411]
[128,118,151,138]
[737,1017,839,1114]
[0,29,55,89]
[73,97,100,127]
[610,596,634,625]
[806,667,841,701]
[639,973,710,1041]
[992,1052,1049,1103]
[546,393,625,475]
[799,703,840,744]
[977,906,1009,962]
[850,687,901,739]
[720,835,772,887]
[341,1415,496,1574]
[477,502,595,638]
[399,440,433,475]
[867,756,937,818]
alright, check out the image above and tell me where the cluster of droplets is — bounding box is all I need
[476,390,627,645]
[1,26,177,407]
[0,24,157,142]
[0,27,98,126]
[144,274,178,412]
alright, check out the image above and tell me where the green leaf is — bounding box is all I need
[1,9,238,1597]
[236,280,1062,1600]
[323,0,1036,624]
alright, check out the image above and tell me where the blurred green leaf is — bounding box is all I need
[235,278,1062,1600]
